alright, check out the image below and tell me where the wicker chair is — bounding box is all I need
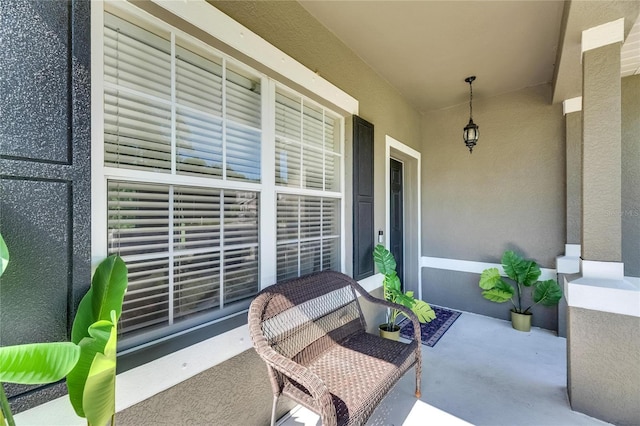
[248,270,422,426]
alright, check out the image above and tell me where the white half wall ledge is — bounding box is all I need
[563,97,582,115]
[582,18,624,53]
[357,273,384,294]
[421,256,557,281]
[581,259,625,280]
[565,275,640,317]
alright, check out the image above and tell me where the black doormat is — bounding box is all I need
[399,305,461,347]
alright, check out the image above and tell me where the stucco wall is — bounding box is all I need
[421,84,565,329]
[567,307,640,425]
[565,111,582,245]
[622,75,640,278]
[421,84,565,267]
[582,43,622,262]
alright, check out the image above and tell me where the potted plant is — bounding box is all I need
[373,244,435,340]
[478,250,562,332]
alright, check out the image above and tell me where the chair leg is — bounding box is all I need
[270,395,279,426]
[415,363,422,398]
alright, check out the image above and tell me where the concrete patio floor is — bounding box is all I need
[280,311,610,426]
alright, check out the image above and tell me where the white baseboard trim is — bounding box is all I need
[421,256,557,281]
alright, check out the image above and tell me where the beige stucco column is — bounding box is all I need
[565,18,640,426]
[581,23,622,263]
[564,100,582,247]
[556,98,583,338]
[557,98,583,275]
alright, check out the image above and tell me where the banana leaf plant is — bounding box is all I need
[0,231,127,426]
[0,233,81,426]
[67,254,127,426]
[373,244,435,331]
[478,250,562,314]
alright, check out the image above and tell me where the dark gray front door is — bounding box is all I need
[390,158,404,287]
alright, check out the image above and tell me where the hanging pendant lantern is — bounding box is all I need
[463,76,479,153]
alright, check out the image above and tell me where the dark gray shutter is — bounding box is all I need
[0,0,91,412]
[352,116,374,280]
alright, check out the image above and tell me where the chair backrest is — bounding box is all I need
[248,271,367,366]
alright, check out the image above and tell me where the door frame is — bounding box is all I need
[385,135,422,300]
[389,157,405,287]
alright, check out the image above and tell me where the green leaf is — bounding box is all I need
[479,268,502,290]
[83,312,117,426]
[0,233,9,277]
[383,272,401,295]
[0,342,79,385]
[373,244,396,276]
[394,292,415,309]
[72,255,127,345]
[67,319,113,418]
[412,300,436,323]
[534,279,563,306]
[502,251,540,286]
[482,280,514,303]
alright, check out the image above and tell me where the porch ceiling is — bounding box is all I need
[298,0,640,112]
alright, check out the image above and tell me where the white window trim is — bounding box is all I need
[150,0,358,116]
[19,1,354,421]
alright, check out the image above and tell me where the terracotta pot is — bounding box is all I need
[511,310,532,332]
[379,324,401,340]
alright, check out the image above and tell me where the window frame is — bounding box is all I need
[91,0,348,354]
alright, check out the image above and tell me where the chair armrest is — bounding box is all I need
[350,280,422,343]
[249,322,338,425]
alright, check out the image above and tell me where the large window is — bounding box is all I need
[274,90,342,281]
[99,5,343,347]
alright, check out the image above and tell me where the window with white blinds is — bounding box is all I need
[104,13,261,182]
[276,194,340,281]
[104,12,262,341]
[100,7,344,346]
[275,89,342,280]
[108,181,259,336]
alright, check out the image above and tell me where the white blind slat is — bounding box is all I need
[275,139,301,187]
